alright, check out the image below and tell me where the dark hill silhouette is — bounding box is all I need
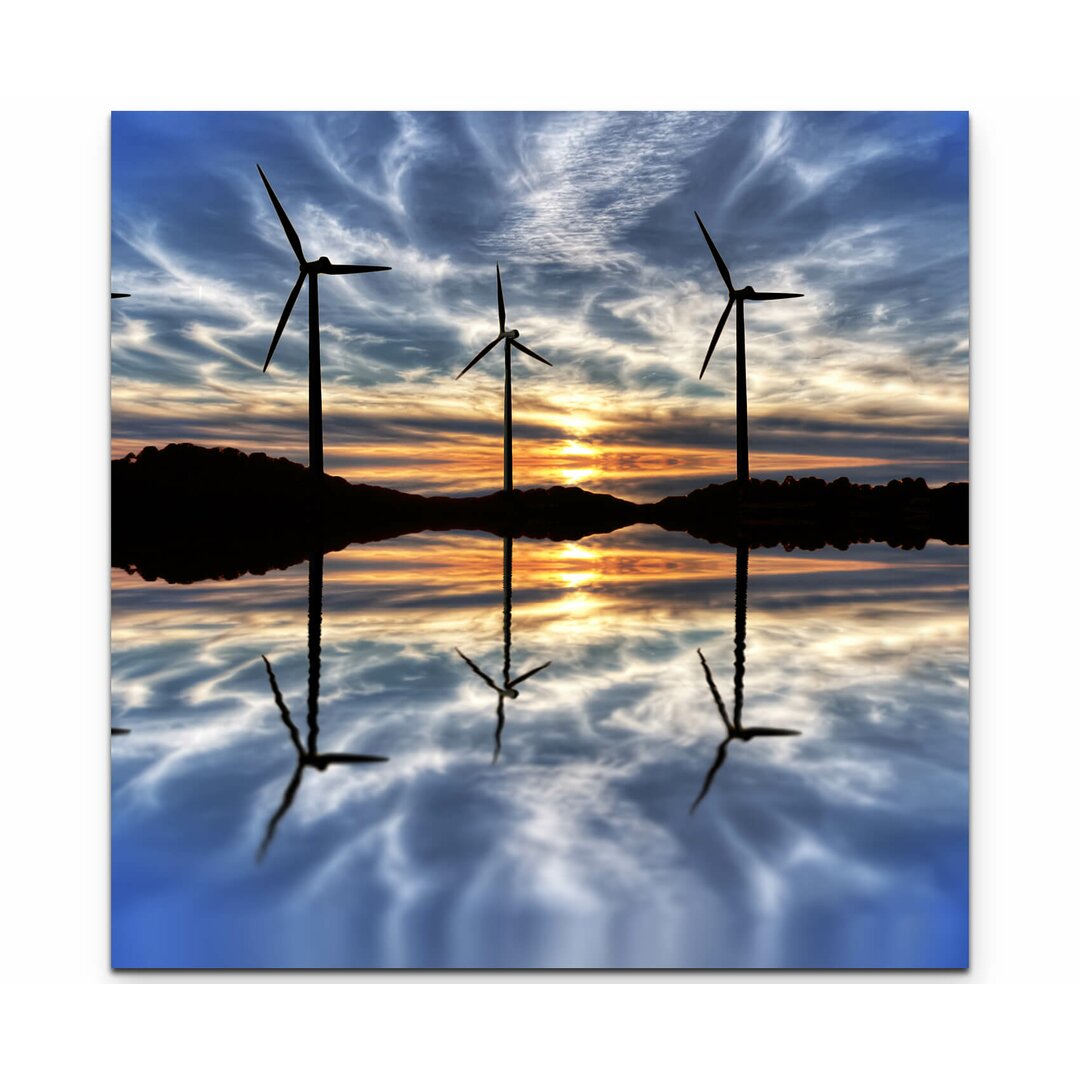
[652,473,968,550]
[112,443,968,583]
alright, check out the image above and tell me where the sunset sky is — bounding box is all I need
[111,111,968,499]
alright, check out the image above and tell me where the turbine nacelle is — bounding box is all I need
[299,254,391,276]
[736,284,804,302]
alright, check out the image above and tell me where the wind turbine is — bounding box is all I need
[456,536,550,762]
[258,164,391,482]
[257,548,388,860]
[691,544,800,812]
[694,212,803,485]
[455,265,553,494]
[111,293,130,299]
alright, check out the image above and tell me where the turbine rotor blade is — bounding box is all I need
[262,654,305,756]
[455,336,503,380]
[322,263,392,275]
[257,164,305,263]
[264,270,307,372]
[741,727,802,738]
[257,763,304,862]
[111,293,130,299]
[690,739,730,813]
[493,695,506,765]
[455,648,501,692]
[510,339,553,367]
[496,264,506,334]
[697,649,732,729]
[699,297,734,379]
[508,660,551,688]
[748,291,803,301]
[694,211,734,292]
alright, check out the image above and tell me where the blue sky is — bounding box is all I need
[111,111,968,497]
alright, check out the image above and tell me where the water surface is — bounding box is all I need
[111,525,968,968]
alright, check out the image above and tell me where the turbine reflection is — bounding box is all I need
[691,543,801,811]
[456,536,551,763]
[258,550,388,861]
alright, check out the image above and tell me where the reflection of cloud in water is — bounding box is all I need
[111,526,967,967]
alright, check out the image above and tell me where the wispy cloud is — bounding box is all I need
[486,112,733,268]
[111,111,969,491]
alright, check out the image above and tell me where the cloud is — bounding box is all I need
[110,111,969,495]
[484,112,733,268]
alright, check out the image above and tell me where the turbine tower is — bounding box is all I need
[694,212,803,485]
[258,164,390,484]
[456,266,553,495]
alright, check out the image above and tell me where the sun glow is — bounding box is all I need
[560,439,599,457]
[561,467,598,486]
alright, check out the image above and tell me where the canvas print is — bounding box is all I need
[111,111,969,969]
